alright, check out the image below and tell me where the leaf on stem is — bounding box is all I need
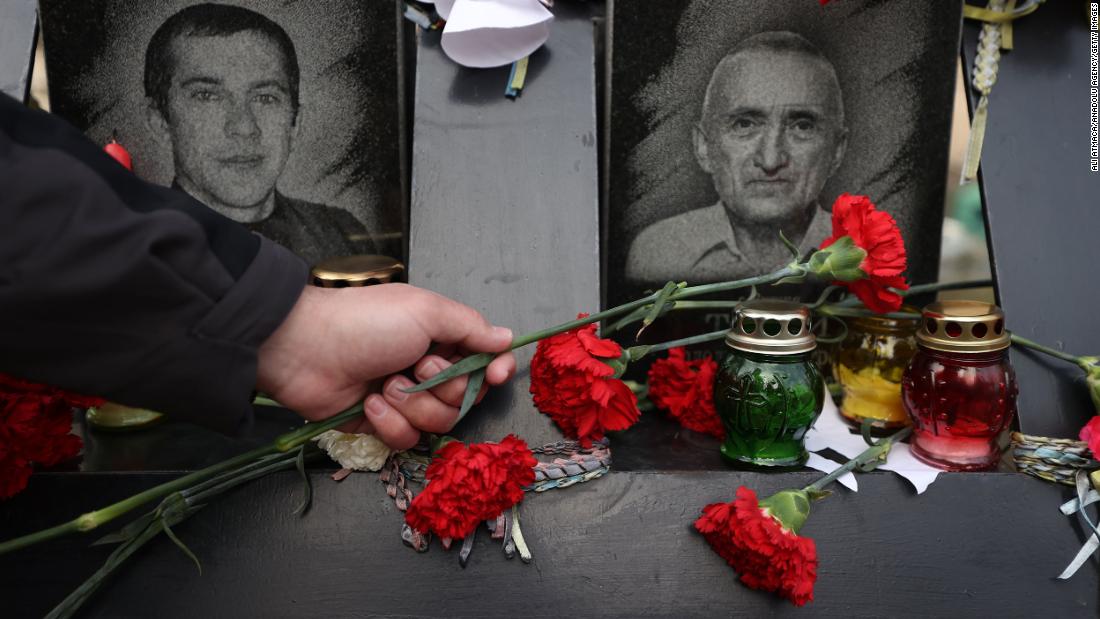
[603,306,648,336]
[294,446,313,516]
[92,511,156,547]
[457,368,487,421]
[778,229,801,260]
[625,345,653,363]
[404,353,494,393]
[860,419,877,447]
[774,264,809,286]
[636,281,684,340]
[161,519,202,575]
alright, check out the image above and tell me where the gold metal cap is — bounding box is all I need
[725,299,816,355]
[310,255,405,287]
[916,300,1009,353]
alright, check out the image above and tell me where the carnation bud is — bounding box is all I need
[1083,361,1100,414]
[808,236,867,282]
[758,489,812,534]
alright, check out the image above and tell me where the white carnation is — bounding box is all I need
[313,430,393,472]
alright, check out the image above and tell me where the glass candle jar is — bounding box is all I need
[714,300,824,468]
[835,310,919,433]
[901,301,1017,471]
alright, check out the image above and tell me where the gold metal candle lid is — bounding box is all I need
[310,255,405,287]
[725,299,816,355]
[916,300,1009,353]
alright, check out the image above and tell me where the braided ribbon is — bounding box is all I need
[963,0,1009,182]
[1057,470,1100,579]
[528,438,612,492]
[384,438,612,560]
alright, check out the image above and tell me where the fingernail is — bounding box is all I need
[364,395,388,418]
[387,376,412,402]
[418,358,444,380]
[493,326,514,342]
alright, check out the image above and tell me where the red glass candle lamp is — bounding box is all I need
[901,301,1017,471]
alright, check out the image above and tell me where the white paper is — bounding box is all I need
[805,452,858,491]
[805,392,941,494]
[423,0,553,68]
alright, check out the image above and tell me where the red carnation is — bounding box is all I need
[0,372,103,499]
[405,435,537,541]
[529,315,640,445]
[1079,416,1100,459]
[647,348,724,439]
[694,486,818,606]
[818,193,909,313]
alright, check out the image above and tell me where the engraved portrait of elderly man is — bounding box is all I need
[626,31,848,283]
[143,3,375,264]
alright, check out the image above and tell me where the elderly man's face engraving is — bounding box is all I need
[148,31,298,217]
[694,49,847,226]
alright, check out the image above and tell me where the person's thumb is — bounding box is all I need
[416,292,513,353]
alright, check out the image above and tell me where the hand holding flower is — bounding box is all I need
[257,283,518,450]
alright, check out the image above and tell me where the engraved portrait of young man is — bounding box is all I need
[143,3,374,264]
[39,0,403,266]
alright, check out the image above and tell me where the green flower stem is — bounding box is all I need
[628,330,728,360]
[802,426,912,494]
[606,279,991,336]
[831,278,993,308]
[1010,333,1093,368]
[183,451,305,506]
[47,451,312,619]
[510,265,799,349]
[0,404,361,556]
[408,265,802,393]
[602,301,744,336]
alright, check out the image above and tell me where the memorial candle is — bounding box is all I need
[835,310,919,433]
[901,301,1017,471]
[714,300,824,468]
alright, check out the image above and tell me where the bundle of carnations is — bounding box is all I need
[1,192,917,613]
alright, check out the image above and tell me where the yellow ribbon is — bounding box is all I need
[962,1,1042,23]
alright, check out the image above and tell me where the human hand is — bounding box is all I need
[256,283,517,449]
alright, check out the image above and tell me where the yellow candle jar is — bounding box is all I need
[835,311,920,433]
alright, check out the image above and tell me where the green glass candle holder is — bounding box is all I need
[714,300,824,468]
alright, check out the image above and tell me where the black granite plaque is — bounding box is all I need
[606,0,961,311]
[38,0,404,265]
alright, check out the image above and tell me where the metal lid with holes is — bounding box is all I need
[725,299,816,355]
[310,255,405,288]
[916,300,1009,353]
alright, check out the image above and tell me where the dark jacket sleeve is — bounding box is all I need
[0,94,309,433]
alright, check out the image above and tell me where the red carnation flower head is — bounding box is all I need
[646,347,724,439]
[529,314,641,446]
[0,372,104,500]
[405,435,537,541]
[813,193,909,313]
[694,486,818,606]
[1079,416,1100,460]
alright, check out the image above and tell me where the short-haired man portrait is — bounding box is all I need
[626,31,848,283]
[143,2,374,264]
